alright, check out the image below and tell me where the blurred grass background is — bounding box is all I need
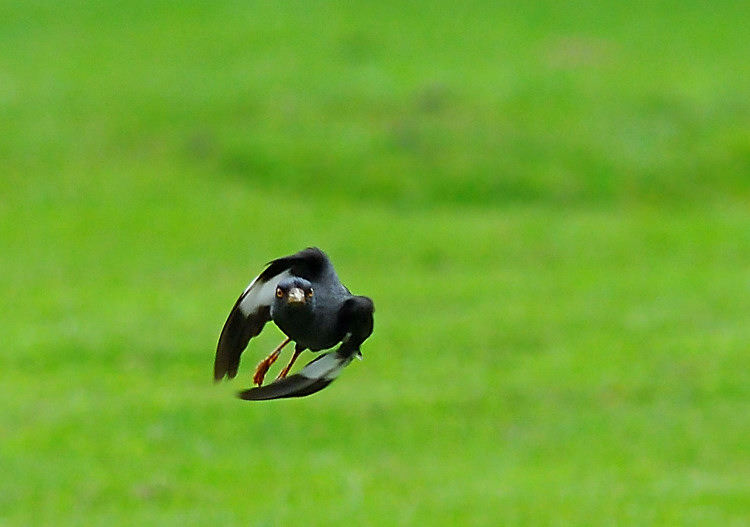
[2,0,749,525]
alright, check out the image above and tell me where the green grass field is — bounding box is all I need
[2,1,749,525]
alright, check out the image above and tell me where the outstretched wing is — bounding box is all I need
[237,349,357,400]
[213,247,332,381]
[213,267,292,381]
[237,295,375,401]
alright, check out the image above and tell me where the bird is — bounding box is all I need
[214,247,375,400]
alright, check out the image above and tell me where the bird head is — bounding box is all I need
[275,277,314,309]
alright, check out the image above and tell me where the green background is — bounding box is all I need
[2,1,749,525]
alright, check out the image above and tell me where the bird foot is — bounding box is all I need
[275,365,291,381]
[252,338,291,386]
[253,351,280,386]
[252,359,271,386]
[275,349,302,381]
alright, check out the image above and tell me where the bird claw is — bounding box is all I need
[253,360,271,386]
[252,339,289,386]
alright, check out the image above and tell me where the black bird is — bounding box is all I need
[214,247,375,400]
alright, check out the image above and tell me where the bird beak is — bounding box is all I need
[287,287,306,304]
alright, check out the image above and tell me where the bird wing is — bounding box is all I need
[213,267,292,381]
[336,295,375,357]
[237,349,356,400]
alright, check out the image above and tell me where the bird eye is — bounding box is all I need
[306,288,314,297]
[276,288,284,298]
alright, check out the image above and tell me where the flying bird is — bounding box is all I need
[214,247,374,400]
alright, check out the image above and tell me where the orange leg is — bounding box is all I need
[276,348,303,380]
[253,337,291,386]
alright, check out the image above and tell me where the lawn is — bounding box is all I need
[1,1,749,525]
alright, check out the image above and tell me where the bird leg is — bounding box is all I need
[276,348,303,380]
[253,337,291,386]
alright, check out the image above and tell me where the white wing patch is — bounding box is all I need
[237,269,293,316]
[299,351,352,381]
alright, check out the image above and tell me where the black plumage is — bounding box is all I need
[214,247,374,400]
